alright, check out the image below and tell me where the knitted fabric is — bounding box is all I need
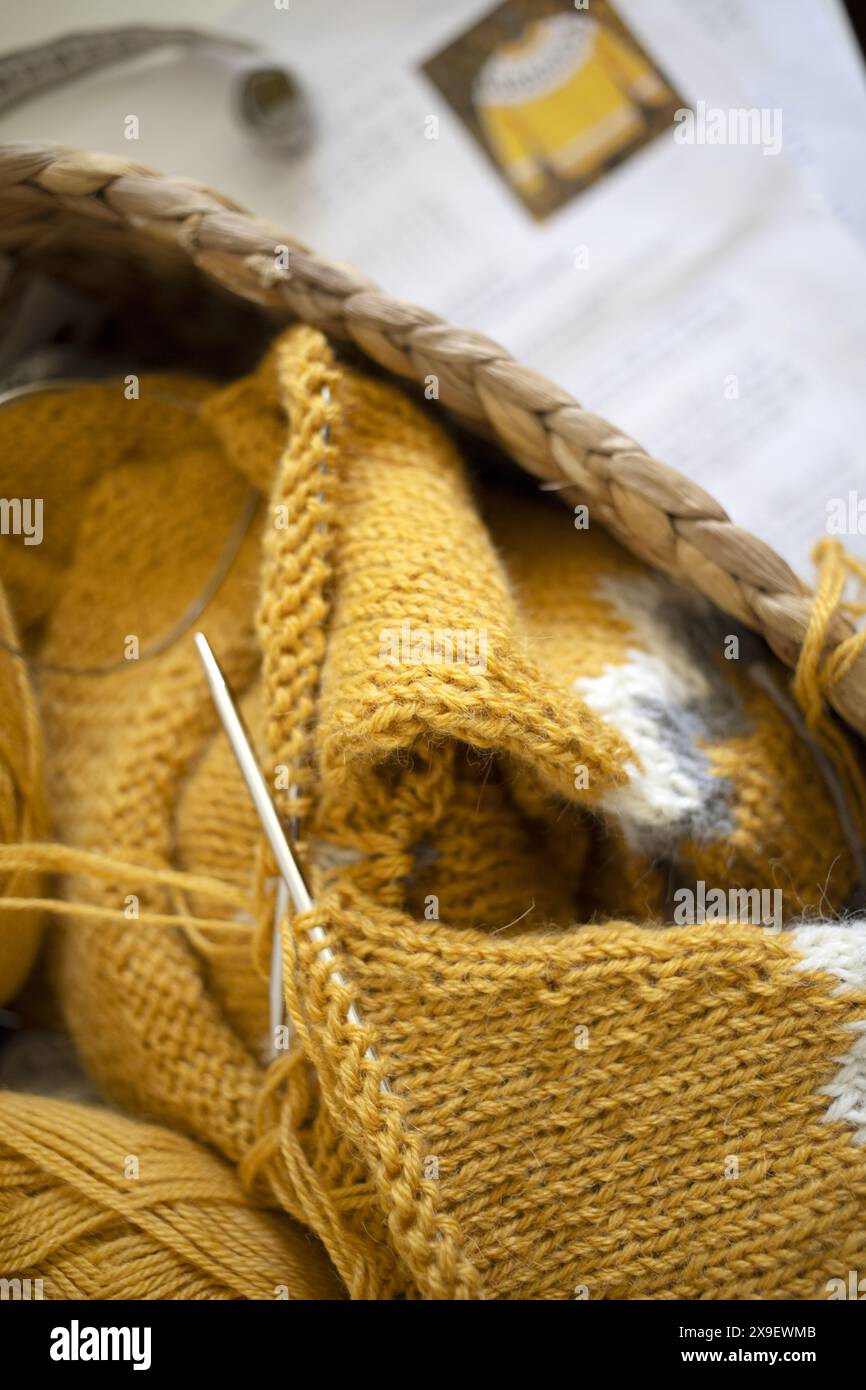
[1,325,866,1300]
[0,578,46,1006]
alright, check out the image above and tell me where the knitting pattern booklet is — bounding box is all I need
[220,0,866,579]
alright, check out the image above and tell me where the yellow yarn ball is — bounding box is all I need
[0,1090,342,1300]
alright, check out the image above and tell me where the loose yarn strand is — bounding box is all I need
[793,538,866,844]
[0,842,247,933]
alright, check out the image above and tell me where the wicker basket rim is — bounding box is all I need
[0,140,863,739]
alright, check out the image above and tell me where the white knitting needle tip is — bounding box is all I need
[194,632,311,915]
[194,633,388,1088]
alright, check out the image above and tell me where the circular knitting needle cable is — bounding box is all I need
[0,377,259,675]
[194,632,390,1093]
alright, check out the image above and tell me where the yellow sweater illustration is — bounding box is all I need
[473,14,673,194]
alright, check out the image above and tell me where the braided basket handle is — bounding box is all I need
[0,141,864,738]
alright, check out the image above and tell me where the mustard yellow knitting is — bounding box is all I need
[1,325,866,1300]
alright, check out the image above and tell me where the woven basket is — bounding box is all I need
[1,140,864,741]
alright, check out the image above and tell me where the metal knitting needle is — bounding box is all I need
[194,633,389,1091]
[269,875,290,1055]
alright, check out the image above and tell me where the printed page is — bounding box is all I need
[6,0,860,576]
[222,0,866,578]
[678,0,866,245]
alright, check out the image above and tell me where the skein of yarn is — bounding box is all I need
[0,1090,343,1300]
